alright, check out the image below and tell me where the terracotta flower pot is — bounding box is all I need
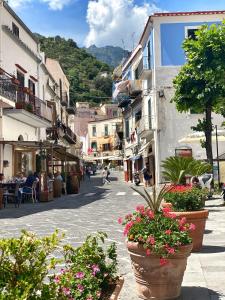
[174,210,209,252]
[127,241,192,300]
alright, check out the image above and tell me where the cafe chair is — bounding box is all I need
[3,184,20,208]
[21,181,38,203]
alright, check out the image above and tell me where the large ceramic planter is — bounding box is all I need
[174,210,209,252]
[107,277,124,300]
[127,242,192,300]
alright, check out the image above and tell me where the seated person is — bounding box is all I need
[23,171,36,192]
[55,171,63,182]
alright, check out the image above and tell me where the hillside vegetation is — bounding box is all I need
[36,34,113,105]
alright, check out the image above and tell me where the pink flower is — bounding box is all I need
[54,275,60,283]
[76,271,85,279]
[146,209,154,219]
[135,217,142,223]
[146,249,151,256]
[123,221,134,236]
[189,223,196,231]
[147,236,155,245]
[125,214,133,220]
[92,264,100,276]
[118,217,123,224]
[60,268,66,274]
[86,298,93,300]
[77,284,84,293]
[62,287,71,295]
[136,205,145,213]
[179,217,187,226]
[165,229,171,235]
[160,258,169,266]
[167,247,175,254]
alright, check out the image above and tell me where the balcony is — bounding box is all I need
[113,79,142,108]
[135,56,152,80]
[136,115,154,139]
[47,124,77,144]
[61,91,69,106]
[0,73,52,127]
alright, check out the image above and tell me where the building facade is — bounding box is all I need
[87,117,123,164]
[0,0,79,181]
[114,10,225,184]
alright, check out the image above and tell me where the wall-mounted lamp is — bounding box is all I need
[158,89,164,98]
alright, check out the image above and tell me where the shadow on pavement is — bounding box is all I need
[0,176,112,219]
[179,286,223,300]
[204,229,213,234]
[199,245,225,254]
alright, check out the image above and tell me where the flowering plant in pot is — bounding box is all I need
[118,185,194,300]
[163,185,209,252]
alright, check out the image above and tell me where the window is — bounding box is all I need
[102,143,111,151]
[125,119,129,139]
[92,126,96,137]
[91,141,97,151]
[104,125,109,136]
[28,79,35,96]
[113,110,118,117]
[185,27,199,40]
[135,110,142,123]
[12,22,19,38]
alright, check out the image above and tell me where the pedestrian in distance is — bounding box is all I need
[86,166,91,181]
[102,167,110,185]
[142,164,152,188]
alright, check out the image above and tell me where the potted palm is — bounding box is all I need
[118,186,194,300]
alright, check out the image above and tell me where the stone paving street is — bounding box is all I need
[0,171,225,300]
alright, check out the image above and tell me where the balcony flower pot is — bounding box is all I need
[119,186,194,300]
[16,102,25,109]
[11,77,20,85]
[163,186,208,252]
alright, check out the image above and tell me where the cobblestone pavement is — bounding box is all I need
[0,172,225,300]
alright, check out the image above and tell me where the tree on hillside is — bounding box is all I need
[172,22,225,167]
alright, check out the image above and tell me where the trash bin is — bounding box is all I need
[53,179,62,198]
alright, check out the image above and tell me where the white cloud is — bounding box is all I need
[85,0,162,49]
[40,0,72,10]
[8,0,72,10]
[8,0,32,9]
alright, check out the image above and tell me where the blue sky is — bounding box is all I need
[9,0,225,49]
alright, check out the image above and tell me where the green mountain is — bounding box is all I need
[84,45,130,67]
[36,34,113,105]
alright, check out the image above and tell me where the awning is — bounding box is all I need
[179,130,225,144]
[0,140,79,161]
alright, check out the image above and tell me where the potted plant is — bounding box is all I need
[25,103,34,113]
[11,77,20,85]
[163,185,208,252]
[118,186,194,300]
[50,232,123,300]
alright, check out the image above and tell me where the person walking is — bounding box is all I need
[102,167,110,185]
[142,164,152,187]
[86,166,91,181]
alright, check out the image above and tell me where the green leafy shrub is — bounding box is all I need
[0,230,62,300]
[51,232,117,300]
[164,186,208,211]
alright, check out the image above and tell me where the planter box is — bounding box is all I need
[102,277,124,300]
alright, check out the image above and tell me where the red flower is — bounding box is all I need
[179,217,187,226]
[167,247,175,254]
[160,258,169,266]
[146,209,155,219]
[123,221,134,236]
[165,229,171,235]
[189,223,196,231]
[117,217,123,224]
[146,249,151,256]
[135,217,142,223]
[147,236,155,245]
